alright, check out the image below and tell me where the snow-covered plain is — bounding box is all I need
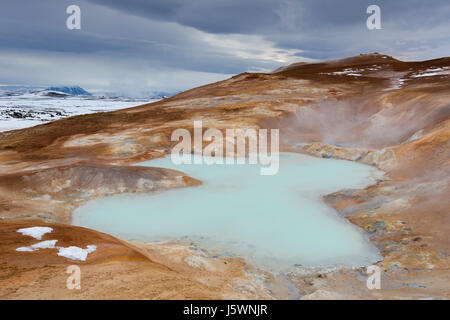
[0,90,161,132]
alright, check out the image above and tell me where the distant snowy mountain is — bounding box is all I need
[148,91,179,99]
[45,86,92,96]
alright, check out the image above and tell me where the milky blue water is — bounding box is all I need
[72,153,382,272]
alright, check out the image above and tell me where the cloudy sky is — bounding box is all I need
[1,0,449,96]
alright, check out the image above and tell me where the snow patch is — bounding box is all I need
[17,226,53,240]
[411,67,450,78]
[320,68,363,76]
[16,240,58,252]
[15,246,34,252]
[57,245,97,261]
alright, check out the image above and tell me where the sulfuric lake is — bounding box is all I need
[72,153,383,272]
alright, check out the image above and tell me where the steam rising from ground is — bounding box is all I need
[278,97,449,149]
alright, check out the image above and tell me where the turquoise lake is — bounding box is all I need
[72,153,382,272]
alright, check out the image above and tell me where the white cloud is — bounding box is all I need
[201,33,315,66]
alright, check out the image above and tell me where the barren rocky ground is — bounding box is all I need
[0,53,448,299]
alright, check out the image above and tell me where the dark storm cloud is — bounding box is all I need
[84,0,450,60]
[86,0,450,34]
[0,0,449,94]
[86,0,282,34]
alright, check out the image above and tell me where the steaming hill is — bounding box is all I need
[0,53,448,299]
